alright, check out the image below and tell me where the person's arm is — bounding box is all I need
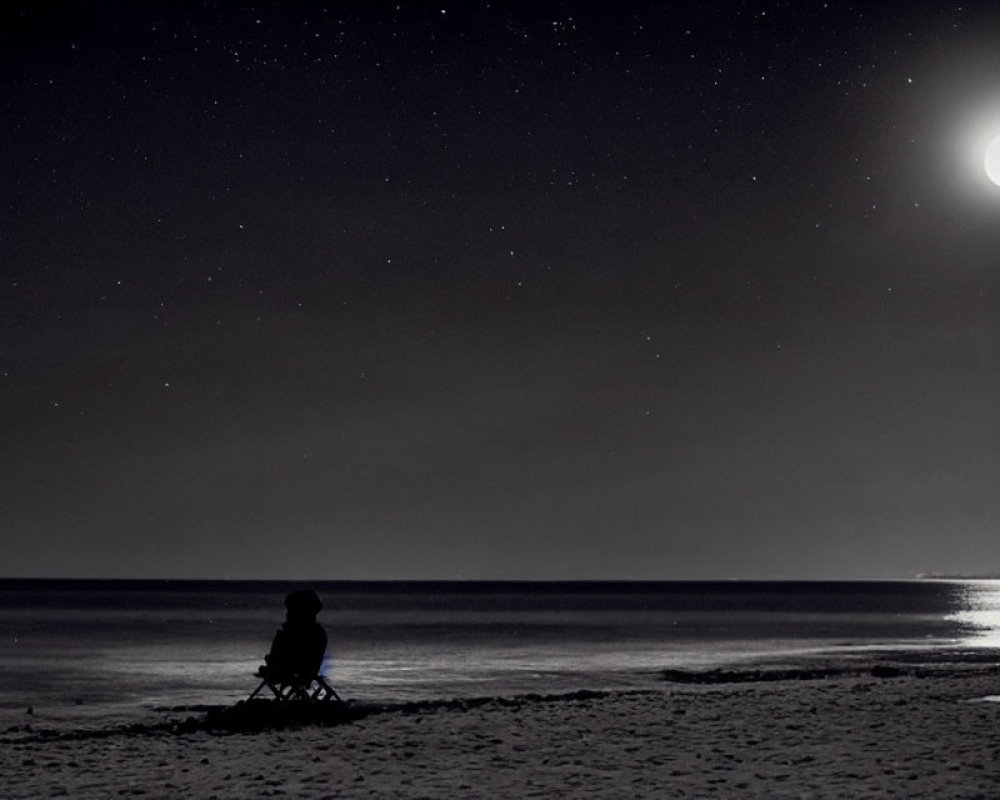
[265,628,288,668]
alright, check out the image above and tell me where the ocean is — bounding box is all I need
[2,579,999,727]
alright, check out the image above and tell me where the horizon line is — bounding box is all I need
[0,575,984,587]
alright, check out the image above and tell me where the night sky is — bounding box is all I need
[4,2,1000,580]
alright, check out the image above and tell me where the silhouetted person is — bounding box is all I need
[259,589,328,682]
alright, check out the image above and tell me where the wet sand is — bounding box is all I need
[4,660,1000,799]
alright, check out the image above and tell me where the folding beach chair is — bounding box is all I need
[250,589,344,706]
[249,667,344,704]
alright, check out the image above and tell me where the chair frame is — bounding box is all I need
[249,671,344,704]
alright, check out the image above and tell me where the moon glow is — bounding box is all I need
[986,136,1000,186]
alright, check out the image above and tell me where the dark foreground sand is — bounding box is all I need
[4,660,1000,799]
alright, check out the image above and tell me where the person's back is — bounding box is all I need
[263,590,327,681]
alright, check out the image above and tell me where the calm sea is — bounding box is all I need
[2,580,999,726]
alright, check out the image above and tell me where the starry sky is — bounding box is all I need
[4,1,1000,580]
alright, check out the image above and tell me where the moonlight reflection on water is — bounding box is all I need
[946,580,1000,647]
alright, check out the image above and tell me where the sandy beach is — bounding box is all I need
[4,658,1000,799]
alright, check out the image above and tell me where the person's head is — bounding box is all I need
[284,589,323,620]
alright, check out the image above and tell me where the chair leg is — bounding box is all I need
[314,676,344,703]
[293,683,313,701]
[249,677,288,701]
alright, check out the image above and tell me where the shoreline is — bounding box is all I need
[4,653,1000,798]
[5,645,1000,732]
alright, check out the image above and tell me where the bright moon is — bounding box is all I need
[986,136,1000,186]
